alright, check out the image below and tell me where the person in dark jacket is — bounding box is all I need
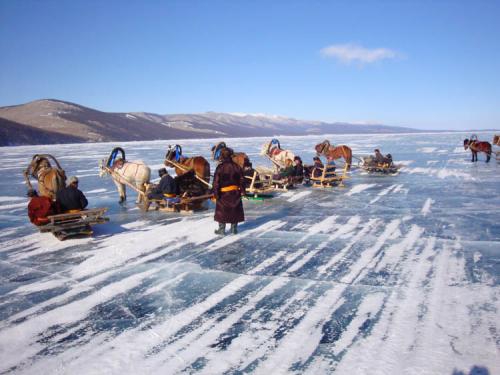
[213,148,246,235]
[374,149,385,164]
[293,156,304,183]
[312,156,324,178]
[56,176,88,213]
[27,189,54,226]
[148,168,177,199]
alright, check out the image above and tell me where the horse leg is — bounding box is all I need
[135,181,143,204]
[114,180,126,203]
[486,149,491,162]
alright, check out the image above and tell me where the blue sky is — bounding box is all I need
[1,0,499,130]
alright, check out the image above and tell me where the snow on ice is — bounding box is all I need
[0,132,498,374]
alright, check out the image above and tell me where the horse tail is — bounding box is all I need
[345,146,352,170]
[203,159,211,182]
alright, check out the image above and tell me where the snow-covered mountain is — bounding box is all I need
[0,99,419,145]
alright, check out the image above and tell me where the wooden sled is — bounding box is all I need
[360,163,401,175]
[244,166,294,196]
[39,208,109,240]
[144,194,212,214]
[310,163,349,188]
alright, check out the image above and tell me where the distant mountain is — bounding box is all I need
[0,99,420,146]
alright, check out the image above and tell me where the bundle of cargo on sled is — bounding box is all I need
[38,208,109,240]
[357,156,401,175]
[309,163,349,188]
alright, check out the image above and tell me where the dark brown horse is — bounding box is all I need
[464,138,492,162]
[164,145,211,183]
[24,154,66,200]
[315,140,353,170]
[211,142,250,169]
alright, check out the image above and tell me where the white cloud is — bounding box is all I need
[320,43,400,64]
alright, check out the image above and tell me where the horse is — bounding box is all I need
[24,154,66,200]
[463,137,492,162]
[260,139,295,171]
[99,147,151,204]
[164,145,211,184]
[314,140,353,170]
[211,142,250,169]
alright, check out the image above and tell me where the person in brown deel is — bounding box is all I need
[27,189,54,226]
[213,148,246,235]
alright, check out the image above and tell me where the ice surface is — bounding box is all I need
[0,132,499,374]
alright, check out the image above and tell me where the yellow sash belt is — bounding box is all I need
[163,193,177,198]
[220,185,239,193]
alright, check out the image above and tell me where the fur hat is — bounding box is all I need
[158,168,167,176]
[220,148,233,161]
[27,189,38,197]
[68,176,79,185]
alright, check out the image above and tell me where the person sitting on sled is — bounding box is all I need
[293,156,304,183]
[325,156,336,175]
[56,176,88,213]
[312,156,324,178]
[27,189,55,226]
[148,168,177,200]
[373,149,393,166]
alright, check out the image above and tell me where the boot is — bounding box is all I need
[214,222,226,235]
[230,223,238,235]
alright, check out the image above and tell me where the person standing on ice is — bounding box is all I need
[213,148,246,235]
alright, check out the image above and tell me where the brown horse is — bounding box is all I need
[211,142,250,169]
[464,138,492,162]
[24,154,66,200]
[165,145,211,183]
[315,140,353,170]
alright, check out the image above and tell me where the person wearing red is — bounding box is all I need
[27,189,54,226]
[213,148,246,235]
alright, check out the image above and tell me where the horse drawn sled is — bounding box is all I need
[100,146,213,213]
[25,154,109,240]
[309,140,352,187]
[259,139,300,191]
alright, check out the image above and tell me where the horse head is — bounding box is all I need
[165,145,183,163]
[463,139,470,150]
[98,159,109,177]
[315,140,330,155]
[211,142,227,161]
[260,141,271,156]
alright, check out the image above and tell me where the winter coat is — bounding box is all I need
[213,159,246,224]
[56,186,88,212]
[148,174,177,199]
[28,196,54,226]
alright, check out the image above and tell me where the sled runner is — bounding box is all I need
[144,193,212,214]
[38,208,109,240]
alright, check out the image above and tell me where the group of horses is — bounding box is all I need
[24,135,498,207]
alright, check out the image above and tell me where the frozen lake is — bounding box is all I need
[0,132,499,374]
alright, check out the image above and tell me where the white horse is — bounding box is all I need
[260,139,295,171]
[99,148,151,204]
